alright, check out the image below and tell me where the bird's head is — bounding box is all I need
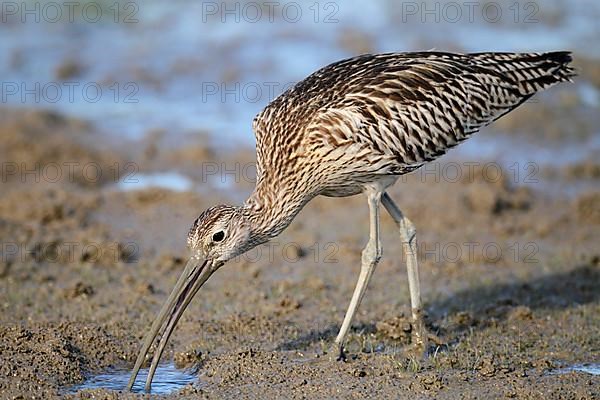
[187,204,253,264]
[128,203,257,391]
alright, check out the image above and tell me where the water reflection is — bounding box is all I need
[67,362,199,395]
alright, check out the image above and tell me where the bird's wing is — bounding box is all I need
[253,52,574,175]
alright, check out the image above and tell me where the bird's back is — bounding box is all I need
[252,51,574,197]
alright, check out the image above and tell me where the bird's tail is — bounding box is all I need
[471,51,576,96]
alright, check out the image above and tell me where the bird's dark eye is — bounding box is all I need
[212,231,225,242]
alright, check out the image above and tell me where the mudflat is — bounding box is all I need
[0,103,598,399]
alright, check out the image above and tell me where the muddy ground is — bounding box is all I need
[0,101,599,399]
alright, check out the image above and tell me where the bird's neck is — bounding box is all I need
[242,176,314,243]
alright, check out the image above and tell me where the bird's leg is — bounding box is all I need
[332,190,383,360]
[381,192,427,351]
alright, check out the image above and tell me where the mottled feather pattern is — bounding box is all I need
[247,51,574,235]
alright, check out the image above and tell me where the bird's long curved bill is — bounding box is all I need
[126,257,214,392]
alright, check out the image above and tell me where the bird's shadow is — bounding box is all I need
[276,263,599,351]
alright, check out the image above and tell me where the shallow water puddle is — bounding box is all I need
[116,172,194,192]
[67,363,199,395]
[552,363,600,376]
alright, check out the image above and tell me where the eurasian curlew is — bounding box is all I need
[127,51,575,391]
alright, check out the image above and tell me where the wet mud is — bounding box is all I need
[0,106,598,399]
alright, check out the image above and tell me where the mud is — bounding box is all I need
[0,102,599,400]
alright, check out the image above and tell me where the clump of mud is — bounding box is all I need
[375,314,413,344]
[460,165,534,215]
[0,323,135,398]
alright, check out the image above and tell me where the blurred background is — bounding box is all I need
[0,1,599,397]
[1,0,599,148]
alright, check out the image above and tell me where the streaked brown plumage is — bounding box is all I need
[129,51,574,391]
[245,51,574,237]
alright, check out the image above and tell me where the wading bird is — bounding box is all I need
[128,51,574,391]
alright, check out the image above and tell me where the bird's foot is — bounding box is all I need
[326,343,347,362]
[409,313,445,357]
[410,310,430,354]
